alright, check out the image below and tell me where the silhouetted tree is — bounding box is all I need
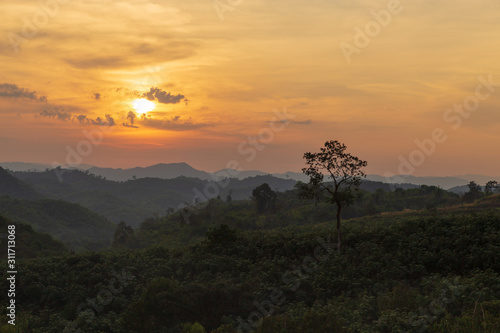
[485,180,499,196]
[463,181,484,203]
[303,140,367,253]
[252,183,277,214]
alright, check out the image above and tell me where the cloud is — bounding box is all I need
[76,115,89,124]
[142,87,185,104]
[90,114,115,126]
[139,114,209,131]
[269,119,312,125]
[122,111,139,128]
[39,108,71,121]
[0,83,47,102]
[65,56,129,69]
[39,108,116,127]
[126,111,136,124]
[94,93,101,100]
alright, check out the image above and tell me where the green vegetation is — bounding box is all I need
[131,184,461,250]
[12,169,297,227]
[1,161,499,332]
[1,194,498,332]
[0,214,68,259]
[0,166,42,200]
[0,196,115,251]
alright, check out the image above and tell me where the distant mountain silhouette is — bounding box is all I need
[0,162,94,171]
[4,162,498,190]
[0,166,43,200]
[12,169,298,227]
[365,174,470,189]
[88,163,213,181]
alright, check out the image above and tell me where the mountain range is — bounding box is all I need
[2,161,499,190]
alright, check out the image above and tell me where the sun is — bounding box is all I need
[132,98,156,114]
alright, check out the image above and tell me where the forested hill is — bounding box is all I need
[0,166,42,200]
[1,195,498,332]
[0,196,116,251]
[9,168,418,227]
[0,214,68,258]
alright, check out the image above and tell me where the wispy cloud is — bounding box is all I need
[39,108,116,127]
[139,114,209,131]
[269,119,312,125]
[0,83,47,102]
[40,108,71,121]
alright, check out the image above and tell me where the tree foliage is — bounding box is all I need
[302,140,367,253]
[252,183,277,214]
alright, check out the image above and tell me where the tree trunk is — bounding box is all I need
[336,202,342,254]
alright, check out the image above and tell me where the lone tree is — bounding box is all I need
[302,140,367,253]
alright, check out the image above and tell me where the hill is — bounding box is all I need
[87,162,213,182]
[10,168,427,228]
[0,214,68,258]
[0,166,42,200]
[131,183,460,249]
[0,196,116,251]
[2,195,498,332]
[11,169,298,227]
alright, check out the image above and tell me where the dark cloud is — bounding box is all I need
[139,114,209,131]
[90,114,115,126]
[126,111,136,125]
[39,108,115,127]
[142,87,185,104]
[94,93,101,100]
[0,83,47,102]
[39,108,72,121]
[122,123,139,128]
[122,111,139,128]
[76,115,88,124]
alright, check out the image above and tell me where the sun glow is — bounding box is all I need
[132,98,156,114]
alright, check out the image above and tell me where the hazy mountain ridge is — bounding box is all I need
[3,162,499,189]
[0,165,43,200]
[9,168,417,228]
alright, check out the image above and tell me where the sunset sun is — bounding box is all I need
[132,98,156,114]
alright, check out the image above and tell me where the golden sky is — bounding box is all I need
[1,0,500,176]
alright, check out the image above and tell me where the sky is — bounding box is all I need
[1,0,500,176]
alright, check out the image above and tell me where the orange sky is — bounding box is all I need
[1,0,500,176]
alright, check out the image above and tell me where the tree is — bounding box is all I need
[463,181,483,203]
[252,183,277,214]
[302,140,367,253]
[485,180,499,196]
[296,180,321,209]
[112,221,135,248]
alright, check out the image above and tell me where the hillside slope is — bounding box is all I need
[0,196,116,251]
[0,214,68,258]
[2,195,499,332]
[0,166,42,200]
